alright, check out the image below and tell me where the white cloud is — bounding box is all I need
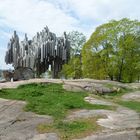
[0,0,81,37]
[65,0,140,21]
[0,0,140,38]
[44,0,140,36]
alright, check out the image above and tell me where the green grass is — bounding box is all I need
[1,82,139,139]
[37,117,101,140]
[117,101,140,112]
[0,83,111,139]
[0,83,113,120]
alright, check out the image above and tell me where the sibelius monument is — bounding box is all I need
[5,26,70,80]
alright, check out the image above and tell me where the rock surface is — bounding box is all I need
[0,98,56,140]
[63,79,129,94]
[74,130,140,140]
[66,107,140,130]
[13,67,34,81]
[29,133,59,140]
[122,91,140,101]
[67,96,140,140]
[84,96,116,106]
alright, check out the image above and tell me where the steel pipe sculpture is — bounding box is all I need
[5,26,70,79]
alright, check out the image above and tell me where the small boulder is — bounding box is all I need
[13,67,34,81]
[63,84,85,92]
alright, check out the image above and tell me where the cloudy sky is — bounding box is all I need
[0,0,140,69]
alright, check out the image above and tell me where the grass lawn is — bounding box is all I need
[0,83,112,139]
[0,83,113,120]
[37,117,101,140]
[1,82,139,139]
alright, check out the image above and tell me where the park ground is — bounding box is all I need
[0,79,140,140]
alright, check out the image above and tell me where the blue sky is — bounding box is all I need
[0,0,140,69]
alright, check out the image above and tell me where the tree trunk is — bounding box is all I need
[118,58,124,82]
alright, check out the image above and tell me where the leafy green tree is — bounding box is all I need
[61,56,82,79]
[68,31,86,56]
[61,31,86,79]
[82,18,140,82]
[121,35,140,82]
